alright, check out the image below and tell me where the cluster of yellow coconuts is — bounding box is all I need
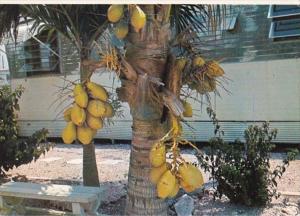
[149,142,204,199]
[107,5,146,39]
[61,81,114,145]
[190,56,224,94]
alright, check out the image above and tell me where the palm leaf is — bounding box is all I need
[0,5,22,42]
[0,5,109,51]
[171,5,229,35]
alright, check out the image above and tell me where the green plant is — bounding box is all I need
[0,85,54,176]
[197,107,298,206]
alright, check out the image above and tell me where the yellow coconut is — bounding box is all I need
[207,60,224,77]
[168,180,180,198]
[77,126,93,145]
[149,143,166,168]
[87,99,106,117]
[193,56,206,67]
[71,104,86,126]
[103,102,114,118]
[150,163,170,184]
[195,76,216,94]
[175,58,187,72]
[182,101,193,117]
[86,81,108,101]
[130,5,146,32]
[180,180,196,193]
[114,22,128,39]
[73,84,88,108]
[178,163,204,189]
[86,114,103,130]
[157,170,176,199]
[61,122,76,144]
[107,5,124,23]
[63,107,73,122]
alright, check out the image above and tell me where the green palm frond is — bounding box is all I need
[171,5,229,35]
[0,5,109,50]
[0,5,22,42]
[23,5,109,50]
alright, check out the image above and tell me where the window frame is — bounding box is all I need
[268,5,300,40]
[6,29,61,77]
[269,18,300,39]
[268,5,300,19]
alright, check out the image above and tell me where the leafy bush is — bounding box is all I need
[0,85,54,176]
[197,107,298,206]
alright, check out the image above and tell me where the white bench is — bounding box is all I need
[0,181,103,216]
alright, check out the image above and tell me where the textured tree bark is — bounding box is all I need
[125,119,167,215]
[83,141,99,187]
[80,50,100,187]
[123,5,172,215]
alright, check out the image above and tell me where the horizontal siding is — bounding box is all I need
[18,120,300,144]
[199,5,300,63]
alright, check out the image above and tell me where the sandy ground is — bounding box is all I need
[4,143,300,215]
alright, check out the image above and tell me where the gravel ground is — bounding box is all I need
[4,143,300,215]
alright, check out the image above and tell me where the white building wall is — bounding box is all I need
[215,58,300,121]
[11,58,300,143]
[0,45,9,86]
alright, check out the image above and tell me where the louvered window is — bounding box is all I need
[6,29,60,75]
[268,5,300,39]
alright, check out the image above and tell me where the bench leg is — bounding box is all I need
[72,203,85,216]
[0,196,4,208]
[86,198,101,216]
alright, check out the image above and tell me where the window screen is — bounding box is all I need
[268,5,300,18]
[6,30,60,75]
[268,5,300,39]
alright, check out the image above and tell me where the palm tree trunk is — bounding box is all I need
[83,141,99,186]
[125,119,167,215]
[123,5,172,215]
[80,49,100,187]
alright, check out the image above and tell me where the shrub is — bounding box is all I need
[197,107,298,206]
[0,85,54,176]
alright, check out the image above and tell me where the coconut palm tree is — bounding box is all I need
[114,5,226,215]
[0,5,110,187]
[0,4,226,215]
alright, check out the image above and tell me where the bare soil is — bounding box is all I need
[3,144,300,215]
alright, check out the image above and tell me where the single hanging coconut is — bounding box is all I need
[157,170,176,199]
[130,5,146,32]
[178,163,204,189]
[61,122,76,144]
[149,143,166,167]
[87,99,106,117]
[73,84,88,108]
[175,58,187,71]
[107,5,124,23]
[114,22,129,39]
[77,126,93,145]
[86,81,108,101]
[193,56,206,67]
[180,179,196,193]
[168,180,180,198]
[150,162,170,184]
[207,60,225,77]
[71,104,86,126]
[86,113,103,130]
